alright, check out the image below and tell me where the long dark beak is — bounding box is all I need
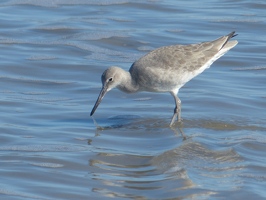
[90,84,108,116]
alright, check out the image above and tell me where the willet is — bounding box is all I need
[91,31,238,126]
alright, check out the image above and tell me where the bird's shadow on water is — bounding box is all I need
[88,116,246,198]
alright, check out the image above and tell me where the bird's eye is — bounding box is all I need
[108,77,113,82]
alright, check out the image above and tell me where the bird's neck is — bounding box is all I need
[117,71,139,93]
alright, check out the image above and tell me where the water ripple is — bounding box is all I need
[3,0,129,7]
[0,144,88,152]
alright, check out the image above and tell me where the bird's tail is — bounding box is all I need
[220,31,238,50]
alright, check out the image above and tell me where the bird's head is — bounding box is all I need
[90,66,123,116]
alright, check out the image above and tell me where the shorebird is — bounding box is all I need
[90,31,238,126]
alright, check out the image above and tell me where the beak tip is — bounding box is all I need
[91,85,107,117]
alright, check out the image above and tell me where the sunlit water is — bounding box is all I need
[0,0,266,199]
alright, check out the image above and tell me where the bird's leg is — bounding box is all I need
[170,92,181,126]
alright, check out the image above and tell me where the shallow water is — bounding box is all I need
[0,0,266,199]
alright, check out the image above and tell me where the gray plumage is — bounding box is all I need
[91,31,238,126]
